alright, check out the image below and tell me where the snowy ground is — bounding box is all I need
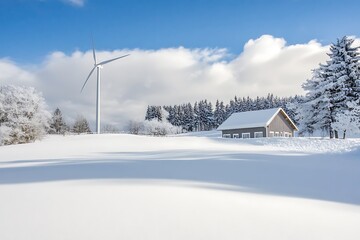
[0,132,360,240]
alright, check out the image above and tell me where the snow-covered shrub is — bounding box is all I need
[127,119,181,136]
[0,85,50,145]
[127,120,143,135]
[101,124,120,134]
[141,119,181,136]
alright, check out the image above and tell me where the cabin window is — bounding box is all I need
[242,133,250,139]
[269,131,274,137]
[233,134,239,138]
[274,132,279,137]
[254,132,263,138]
[223,134,231,138]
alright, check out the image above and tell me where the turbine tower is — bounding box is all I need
[81,42,129,134]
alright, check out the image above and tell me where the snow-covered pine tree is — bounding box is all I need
[296,65,333,136]
[180,105,187,129]
[163,105,173,124]
[224,103,231,120]
[219,101,226,123]
[0,85,50,145]
[240,97,246,111]
[253,96,260,110]
[233,96,240,112]
[72,115,92,134]
[214,100,221,128]
[193,102,200,131]
[205,100,215,130]
[228,99,236,115]
[198,101,205,131]
[145,106,163,121]
[295,36,360,138]
[145,105,153,120]
[236,97,244,112]
[49,108,68,134]
[172,105,182,127]
[265,93,274,109]
[327,36,360,138]
[284,95,301,125]
[154,106,163,122]
[214,100,227,128]
[198,100,211,131]
[182,103,194,132]
[245,96,252,111]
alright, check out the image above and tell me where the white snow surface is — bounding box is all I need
[0,132,360,240]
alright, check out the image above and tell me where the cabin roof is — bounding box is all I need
[217,108,298,131]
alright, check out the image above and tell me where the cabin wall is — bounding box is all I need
[267,112,294,136]
[222,127,266,138]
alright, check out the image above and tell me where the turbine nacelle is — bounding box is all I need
[81,49,129,93]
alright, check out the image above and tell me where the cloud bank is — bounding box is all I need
[0,35,331,129]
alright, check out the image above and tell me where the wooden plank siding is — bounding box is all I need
[267,111,295,137]
[222,127,266,138]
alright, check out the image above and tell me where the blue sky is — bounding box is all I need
[1,0,360,128]
[1,0,359,63]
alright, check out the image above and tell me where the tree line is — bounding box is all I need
[145,94,300,132]
[48,108,92,135]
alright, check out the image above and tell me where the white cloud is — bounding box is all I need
[0,35,333,130]
[0,59,37,85]
[62,0,85,7]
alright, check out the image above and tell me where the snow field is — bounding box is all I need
[0,133,360,240]
[1,181,359,240]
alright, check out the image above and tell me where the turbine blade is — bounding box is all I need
[92,38,97,64]
[81,66,96,92]
[98,54,130,66]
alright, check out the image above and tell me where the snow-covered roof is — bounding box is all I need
[217,108,298,131]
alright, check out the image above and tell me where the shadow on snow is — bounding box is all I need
[0,149,359,205]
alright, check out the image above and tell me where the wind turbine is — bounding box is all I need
[81,42,129,134]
